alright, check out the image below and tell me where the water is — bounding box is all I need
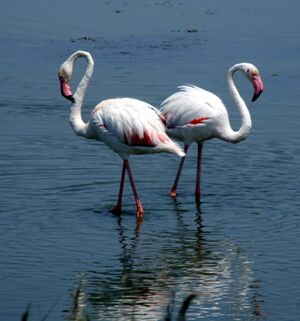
[1,0,300,320]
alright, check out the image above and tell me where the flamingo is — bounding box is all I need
[58,50,184,218]
[160,63,264,199]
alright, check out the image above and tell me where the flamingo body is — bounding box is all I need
[92,98,182,159]
[160,63,264,199]
[58,50,184,218]
[161,85,230,144]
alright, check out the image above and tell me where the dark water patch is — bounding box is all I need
[63,33,205,62]
[71,36,97,43]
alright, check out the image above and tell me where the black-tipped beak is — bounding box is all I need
[251,75,264,102]
[66,95,76,103]
[59,75,75,103]
[252,90,263,102]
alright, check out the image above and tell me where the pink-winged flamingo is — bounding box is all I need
[58,50,185,219]
[160,63,264,199]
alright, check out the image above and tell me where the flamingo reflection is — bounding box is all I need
[66,209,264,320]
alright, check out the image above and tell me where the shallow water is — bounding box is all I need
[1,0,300,320]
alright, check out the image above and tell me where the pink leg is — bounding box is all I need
[195,142,203,199]
[111,160,126,214]
[125,160,144,219]
[170,144,189,198]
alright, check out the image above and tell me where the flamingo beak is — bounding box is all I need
[59,75,75,103]
[251,75,264,102]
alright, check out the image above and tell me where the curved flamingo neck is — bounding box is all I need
[69,51,95,138]
[220,64,252,143]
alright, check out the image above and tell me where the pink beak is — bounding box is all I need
[59,76,75,103]
[251,75,264,102]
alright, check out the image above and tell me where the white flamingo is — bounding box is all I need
[160,63,264,199]
[58,50,184,218]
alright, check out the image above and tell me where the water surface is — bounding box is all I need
[0,1,300,320]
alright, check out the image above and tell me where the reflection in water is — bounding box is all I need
[165,292,197,321]
[67,275,89,321]
[66,207,264,321]
[116,217,141,289]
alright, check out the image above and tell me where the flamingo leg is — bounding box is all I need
[125,160,144,218]
[111,160,127,214]
[170,144,189,198]
[195,142,203,199]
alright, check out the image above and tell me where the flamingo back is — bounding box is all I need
[160,85,230,143]
[161,85,225,128]
[92,98,184,157]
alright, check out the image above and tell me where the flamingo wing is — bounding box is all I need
[92,98,164,144]
[161,84,225,128]
[92,98,184,156]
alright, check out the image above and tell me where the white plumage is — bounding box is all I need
[58,50,184,219]
[160,64,264,199]
[161,84,228,144]
[92,98,183,159]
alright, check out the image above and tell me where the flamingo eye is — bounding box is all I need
[246,68,252,78]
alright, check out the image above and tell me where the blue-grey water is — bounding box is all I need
[0,1,300,320]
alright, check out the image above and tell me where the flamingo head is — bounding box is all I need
[242,63,264,102]
[58,60,75,103]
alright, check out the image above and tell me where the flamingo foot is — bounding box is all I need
[136,209,144,220]
[135,200,144,219]
[136,206,144,218]
[170,189,177,198]
[111,205,122,215]
[195,192,201,201]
